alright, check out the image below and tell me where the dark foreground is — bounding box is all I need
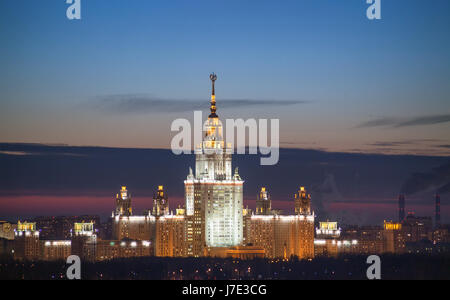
[1,254,449,280]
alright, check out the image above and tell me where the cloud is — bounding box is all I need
[400,161,450,195]
[438,182,450,194]
[369,141,414,147]
[92,94,308,114]
[0,151,30,156]
[0,144,87,158]
[311,173,343,220]
[357,114,450,128]
[357,117,397,128]
[369,139,443,147]
[396,115,450,128]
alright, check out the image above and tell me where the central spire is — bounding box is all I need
[209,73,218,118]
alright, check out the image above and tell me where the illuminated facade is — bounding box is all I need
[112,187,156,243]
[314,239,359,257]
[342,226,385,255]
[314,221,358,257]
[152,185,169,217]
[155,214,186,257]
[248,214,315,259]
[208,246,265,259]
[256,187,271,215]
[71,222,97,261]
[295,187,311,215]
[246,188,315,260]
[96,240,152,261]
[14,221,40,260]
[73,222,95,236]
[42,240,71,261]
[112,186,188,258]
[33,215,100,240]
[184,74,244,256]
[115,186,132,217]
[383,221,406,254]
[112,214,156,242]
[151,185,186,257]
[316,222,341,238]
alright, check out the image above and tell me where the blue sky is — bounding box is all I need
[1,0,450,154]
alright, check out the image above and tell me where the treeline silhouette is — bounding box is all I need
[1,254,449,280]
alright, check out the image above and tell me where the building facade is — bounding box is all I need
[314,222,359,257]
[112,187,156,243]
[184,74,244,256]
[112,214,156,242]
[256,187,271,215]
[41,240,71,261]
[95,240,152,261]
[383,221,406,254]
[295,187,311,215]
[153,186,169,217]
[246,187,315,260]
[13,221,40,260]
[248,214,315,259]
[155,214,186,257]
[115,186,132,217]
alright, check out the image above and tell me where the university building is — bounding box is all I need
[3,74,335,262]
[244,187,315,259]
[184,73,244,256]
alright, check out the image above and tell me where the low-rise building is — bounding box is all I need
[41,240,71,261]
[95,239,152,261]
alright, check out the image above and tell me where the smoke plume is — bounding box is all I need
[400,161,450,195]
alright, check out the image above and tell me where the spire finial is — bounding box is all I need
[209,73,218,118]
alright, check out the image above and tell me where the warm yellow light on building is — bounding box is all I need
[384,221,402,231]
[319,222,338,231]
[74,222,94,235]
[17,221,36,232]
[74,223,83,232]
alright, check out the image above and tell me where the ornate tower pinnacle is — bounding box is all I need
[295,186,311,215]
[209,73,218,118]
[115,186,132,216]
[152,185,169,217]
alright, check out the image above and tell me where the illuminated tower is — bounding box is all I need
[256,187,271,215]
[152,185,169,217]
[295,187,311,215]
[115,186,132,217]
[185,74,244,256]
[398,194,405,222]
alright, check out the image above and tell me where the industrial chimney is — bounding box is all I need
[436,194,441,228]
[399,194,405,223]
